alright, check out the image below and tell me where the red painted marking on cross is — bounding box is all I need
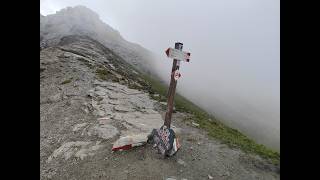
[173,70,181,80]
[165,48,170,57]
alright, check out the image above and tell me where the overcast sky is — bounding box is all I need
[40,0,280,151]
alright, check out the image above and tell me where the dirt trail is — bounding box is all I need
[40,35,279,180]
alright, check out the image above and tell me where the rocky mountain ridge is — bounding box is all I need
[40,5,157,76]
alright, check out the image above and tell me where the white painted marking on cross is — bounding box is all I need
[165,48,191,62]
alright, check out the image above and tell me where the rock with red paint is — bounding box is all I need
[112,133,149,151]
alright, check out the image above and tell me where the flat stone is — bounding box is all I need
[121,88,141,95]
[166,178,177,180]
[96,97,108,104]
[99,103,113,112]
[47,141,91,163]
[104,81,126,89]
[112,133,149,150]
[177,159,186,167]
[72,123,88,132]
[120,112,163,133]
[106,86,119,91]
[65,91,78,96]
[74,144,104,160]
[93,109,106,117]
[91,100,99,109]
[95,91,106,96]
[192,122,200,127]
[95,86,106,92]
[93,80,109,87]
[108,100,120,105]
[114,105,132,112]
[48,93,61,103]
[128,94,155,109]
[85,105,92,113]
[108,63,116,70]
[108,92,122,99]
[88,124,119,139]
[141,108,157,114]
[98,117,110,124]
[121,122,134,130]
[224,171,230,176]
[112,113,123,121]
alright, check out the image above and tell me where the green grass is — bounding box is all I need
[77,57,94,69]
[95,67,110,81]
[139,73,280,165]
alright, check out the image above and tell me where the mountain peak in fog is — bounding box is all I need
[40,5,158,76]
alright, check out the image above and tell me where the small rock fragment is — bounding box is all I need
[114,105,132,112]
[177,159,186,167]
[95,91,106,96]
[88,124,119,139]
[87,89,94,97]
[48,93,61,103]
[166,178,176,180]
[72,123,88,132]
[112,133,148,151]
[192,122,200,127]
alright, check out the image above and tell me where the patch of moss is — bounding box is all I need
[77,57,93,69]
[111,77,120,82]
[128,82,143,91]
[95,68,110,81]
[60,78,72,85]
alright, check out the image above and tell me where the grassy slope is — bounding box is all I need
[139,73,280,165]
[86,39,280,165]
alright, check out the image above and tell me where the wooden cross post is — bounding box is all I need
[164,42,184,128]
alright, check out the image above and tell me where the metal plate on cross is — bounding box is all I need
[165,47,191,62]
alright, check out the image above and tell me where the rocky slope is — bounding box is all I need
[40,6,157,76]
[40,34,279,180]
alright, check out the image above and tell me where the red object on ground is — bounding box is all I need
[112,134,148,151]
[112,144,132,151]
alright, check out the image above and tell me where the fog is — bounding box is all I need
[41,0,280,151]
